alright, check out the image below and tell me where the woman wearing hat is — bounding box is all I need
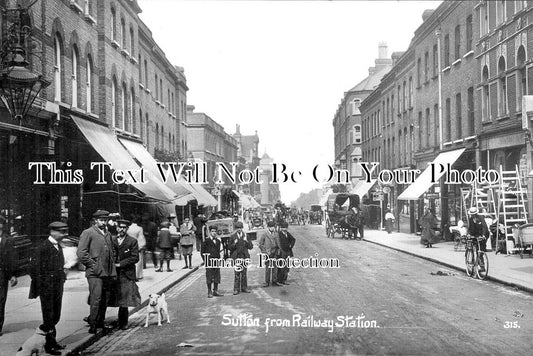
[156,221,174,272]
[419,208,438,248]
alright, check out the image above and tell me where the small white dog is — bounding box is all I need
[16,326,50,356]
[144,293,170,327]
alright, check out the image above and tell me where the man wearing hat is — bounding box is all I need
[228,221,253,294]
[112,219,141,330]
[277,222,295,285]
[77,210,117,334]
[258,221,281,287]
[156,221,174,272]
[201,225,224,298]
[468,207,489,254]
[0,215,17,337]
[29,221,69,354]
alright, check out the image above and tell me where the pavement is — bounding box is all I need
[362,228,533,293]
[0,251,204,356]
[0,226,531,355]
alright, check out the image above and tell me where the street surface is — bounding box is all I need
[82,224,532,355]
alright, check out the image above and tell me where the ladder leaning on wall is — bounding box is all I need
[497,165,528,254]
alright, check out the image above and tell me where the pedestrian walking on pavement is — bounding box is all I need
[258,221,281,287]
[229,221,253,294]
[28,221,69,355]
[168,214,181,261]
[202,225,224,298]
[141,214,158,268]
[0,215,17,337]
[127,215,145,280]
[385,209,395,234]
[179,217,196,269]
[113,219,141,330]
[194,214,206,252]
[77,210,118,334]
[156,221,174,272]
[420,208,438,248]
[277,221,295,285]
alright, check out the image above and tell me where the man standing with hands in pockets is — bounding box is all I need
[259,221,281,287]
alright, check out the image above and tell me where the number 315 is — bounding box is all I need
[503,321,520,329]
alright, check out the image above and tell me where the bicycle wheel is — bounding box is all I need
[475,251,489,280]
[465,249,475,277]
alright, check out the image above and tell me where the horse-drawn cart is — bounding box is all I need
[325,193,360,239]
[516,223,533,258]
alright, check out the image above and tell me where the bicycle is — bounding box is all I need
[464,235,489,280]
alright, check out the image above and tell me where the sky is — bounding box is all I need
[137,0,442,204]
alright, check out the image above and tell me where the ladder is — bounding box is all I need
[497,165,528,254]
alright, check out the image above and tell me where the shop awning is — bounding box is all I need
[233,190,261,209]
[71,116,174,202]
[119,138,192,203]
[186,183,218,206]
[351,179,377,198]
[398,148,466,200]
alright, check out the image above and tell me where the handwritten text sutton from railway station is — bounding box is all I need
[27,161,500,185]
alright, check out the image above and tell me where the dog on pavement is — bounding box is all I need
[144,293,170,327]
[16,325,50,356]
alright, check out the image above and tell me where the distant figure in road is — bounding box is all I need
[384,209,395,234]
[0,215,17,337]
[156,221,174,272]
[201,225,224,298]
[420,208,438,248]
[259,221,281,287]
[277,222,295,285]
[127,215,145,279]
[228,222,253,294]
[29,221,69,354]
[179,217,196,269]
[113,219,141,330]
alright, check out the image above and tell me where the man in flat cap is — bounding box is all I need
[258,221,281,287]
[228,221,253,294]
[29,221,69,354]
[77,210,118,334]
[112,219,141,330]
[202,225,224,298]
[0,215,17,337]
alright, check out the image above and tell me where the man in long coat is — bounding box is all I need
[228,222,253,294]
[29,221,69,355]
[258,221,281,287]
[277,222,295,284]
[0,215,17,337]
[113,219,141,330]
[77,210,117,334]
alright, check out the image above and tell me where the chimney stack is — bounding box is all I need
[378,42,388,59]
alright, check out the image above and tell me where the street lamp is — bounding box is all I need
[0,1,50,121]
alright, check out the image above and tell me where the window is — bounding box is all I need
[161,126,164,150]
[352,98,361,114]
[409,77,413,108]
[155,123,159,149]
[466,15,473,52]
[444,34,450,67]
[130,88,134,133]
[391,94,395,120]
[434,104,439,147]
[417,58,421,87]
[402,81,406,112]
[517,46,526,111]
[455,93,462,140]
[433,44,438,77]
[53,34,62,102]
[354,125,361,143]
[467,87,474,135]
[84,0,92,16]
[498,56,507,116]
[71,46,79,107]
[425,108,430,148]
[121,18,126,49]
[386,98,390,123]
[424,51,429,82]
[480,3,489,37]
[145,114,149,147]
[86,55,93,113]
[418,111,422,150]
[445,98,451,141]
[111,76,117,127]
[496,1,506,25]
[130,27,134,56]
[155,74,158,100]
[140,109,143,139]
[111,8,116,41]
[515,1,526,13]
[482,66,490,120]
[160,78,163,103]
[454,25,461,60]
[397,86,401,114]
[122,83,127,130]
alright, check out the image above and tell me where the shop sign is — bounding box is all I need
[425,192,440,199]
